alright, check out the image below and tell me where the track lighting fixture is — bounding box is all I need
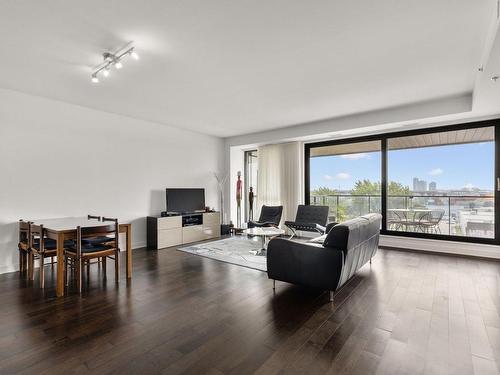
[91,45,139,83]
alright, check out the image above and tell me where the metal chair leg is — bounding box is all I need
[329,291,334,302]
[273,279,275,290]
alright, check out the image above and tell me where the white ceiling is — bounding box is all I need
[0,1,496,137]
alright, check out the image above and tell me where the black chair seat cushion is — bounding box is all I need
[284,221,326,232]
[67,244,114,253]
[33,238,74,250]
[82,236,115,246]
[249,205,283,228]
[247,221,278,228]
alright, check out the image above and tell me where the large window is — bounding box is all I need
[387,128,494,238]
[305,122,498,244]
[309,140,381,222]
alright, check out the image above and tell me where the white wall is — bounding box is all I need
[0,88,224,274]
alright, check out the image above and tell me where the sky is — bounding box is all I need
[310,142,494,191]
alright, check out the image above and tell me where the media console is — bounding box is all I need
[147,212,220,250]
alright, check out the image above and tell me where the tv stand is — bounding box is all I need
[147,212,220,249]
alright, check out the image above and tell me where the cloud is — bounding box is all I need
[323,174,333,181]
[336,172,351,180]
[428,168,443,176]
[463,183,475,190]
[340,153,370,160]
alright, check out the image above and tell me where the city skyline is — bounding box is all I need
[310,141,494,192]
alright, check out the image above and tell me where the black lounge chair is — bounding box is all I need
[285,205,329,239]
[247,205,283,228]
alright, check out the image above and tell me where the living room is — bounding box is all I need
[2,1,500,374]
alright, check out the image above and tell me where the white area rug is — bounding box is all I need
[178,236,268,272]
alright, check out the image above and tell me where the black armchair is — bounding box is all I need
[248,205,283,228]
[285,205,329,238]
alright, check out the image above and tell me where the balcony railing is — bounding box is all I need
[310,194,495,238]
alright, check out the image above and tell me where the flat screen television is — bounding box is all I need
[166,188,205,214]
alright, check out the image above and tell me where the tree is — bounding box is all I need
[349,180,410,196]
[387,181,410,196]
[310,186,346,221]
[351,180,380,195]
[311,186,337,196]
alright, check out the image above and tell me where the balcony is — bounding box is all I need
[310,194,494,238]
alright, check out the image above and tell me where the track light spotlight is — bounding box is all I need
[90,44,138,83]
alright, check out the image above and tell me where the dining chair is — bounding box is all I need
[29,224,56,288]
[65,218,119,293]
[18,220,31,277]
[29,223,75,288]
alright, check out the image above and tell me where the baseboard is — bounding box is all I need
[379,235,500,260]
[0,264,18,275]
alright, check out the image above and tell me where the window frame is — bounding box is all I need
[244,149,258,222]
[304,119,500,245]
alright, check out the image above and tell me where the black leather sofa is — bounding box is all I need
[267,213,382,301]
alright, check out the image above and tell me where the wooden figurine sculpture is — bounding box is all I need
[248,186,254,221]
[236,171,242,227]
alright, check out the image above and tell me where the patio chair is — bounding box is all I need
[416,210,444,233]
[387,210,406,231]
[466,221,494,237]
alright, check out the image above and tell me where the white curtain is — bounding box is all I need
[257,142,304,225]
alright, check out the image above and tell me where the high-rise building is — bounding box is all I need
[413,177,419,191]
[429,181,437,191]
[413,177,428,192]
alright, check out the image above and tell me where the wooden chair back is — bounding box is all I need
[76,219,119,256]
[18,220,31,251]
[29,223,46,253]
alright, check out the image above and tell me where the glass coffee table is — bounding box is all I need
[243,227,285,256]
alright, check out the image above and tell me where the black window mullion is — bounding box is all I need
[381,138,388,232]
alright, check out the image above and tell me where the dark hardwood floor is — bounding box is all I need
[1,244,500,374]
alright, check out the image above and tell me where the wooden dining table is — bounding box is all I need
[31,217,132,297]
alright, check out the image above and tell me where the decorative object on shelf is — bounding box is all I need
[213,172,228,224]
[91,43,139,83]
[248,186,254,221]
[236,171,242,228]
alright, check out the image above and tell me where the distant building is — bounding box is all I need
[429,181,437,191]
[413,177,428,192]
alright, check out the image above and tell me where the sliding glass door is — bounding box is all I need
[386,127,494,239]
[308,140,381,222]
[305,121,499,245]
